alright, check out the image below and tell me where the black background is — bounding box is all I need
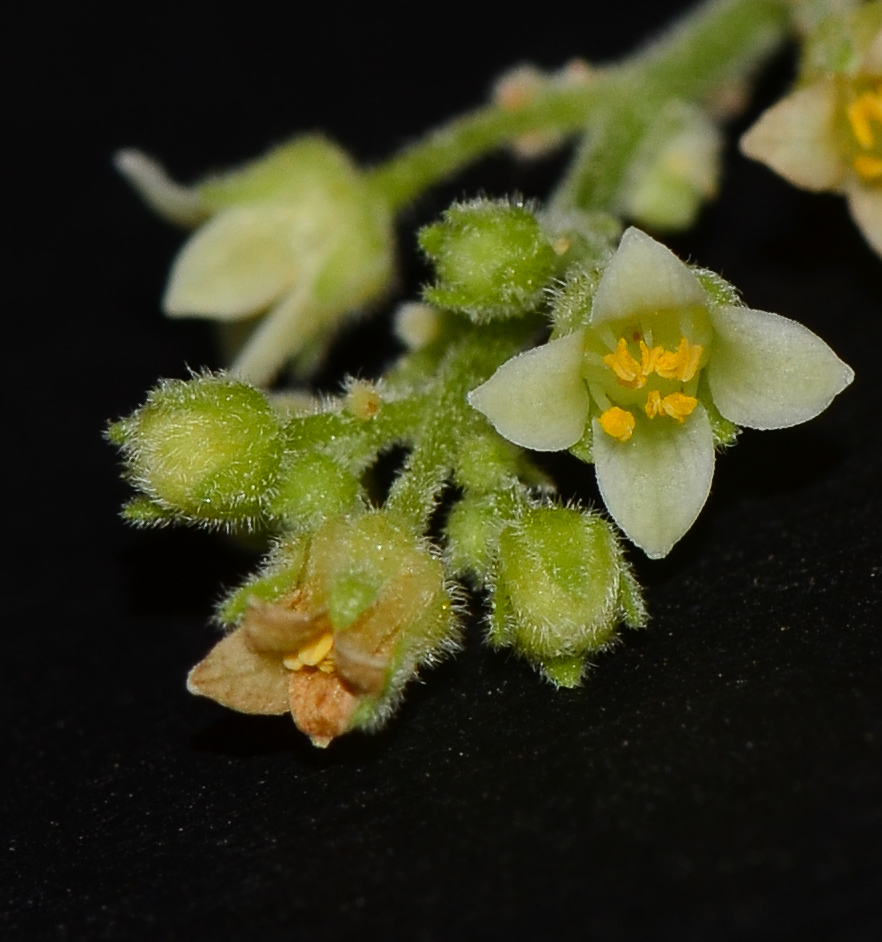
[5,1,882,939]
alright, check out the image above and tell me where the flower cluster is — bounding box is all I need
[469,228,854,558]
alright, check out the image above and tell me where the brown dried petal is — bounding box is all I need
[242,596,325,654]
[288,670,359,748]
[333,634,389,695]
[187,627,289,714]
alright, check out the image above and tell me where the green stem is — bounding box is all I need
[385,320,537,526]
[367,0,790,212]
[550,0,790,214]
[367,87,604,210]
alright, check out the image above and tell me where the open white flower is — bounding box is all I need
[469,228,854,558]
[116,137,395,385]
[740,26,882,254]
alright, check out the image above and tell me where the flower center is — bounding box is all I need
[845,80,882,183]
[282,631,336,673]
[591,329,704,442]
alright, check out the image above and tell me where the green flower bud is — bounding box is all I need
[111,374,284,526]
[190,512,460,746]
[621,101,722,231]
[489,506,646,686]
[270,452,362,527]
[419,198,560,321]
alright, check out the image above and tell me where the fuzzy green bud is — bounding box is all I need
[489,506,645,686]
[419,198,560,321]
[270,453,361,527]
[111,374,284,525]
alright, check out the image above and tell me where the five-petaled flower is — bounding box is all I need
[740,25,882,255]
[468,228,854,559]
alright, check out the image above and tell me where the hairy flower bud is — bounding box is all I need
[489,506,646,686]
[109,374,284,526]
[419,198,560,321]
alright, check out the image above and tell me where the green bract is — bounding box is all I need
[469,228,854,558]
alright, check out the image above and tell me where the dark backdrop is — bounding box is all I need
[5,2,881,939]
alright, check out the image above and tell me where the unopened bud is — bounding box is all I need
[490,506,645,685]
[110,374,284,525]
[419,198,560,321]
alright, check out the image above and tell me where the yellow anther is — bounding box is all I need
[854,153,882,181]
[655,338,704,382]
[599,406,637,442]
[639,340,662,376]
[603,338,646,389]
[847,90,882,150]
[645,390,698,422]
[283,632,335,671]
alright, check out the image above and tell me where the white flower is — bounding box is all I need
[740,26,882,255]
[116,137,394,385]
[468,228,854,558]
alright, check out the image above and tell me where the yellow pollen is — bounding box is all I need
[645,390,698,422]
[603,338,645,389]
[599,406,636,442]
[848,89,882,151]
[854,153,882,182]
[639,340,662,376]
[655,338,704,382]
[282,631,335,672]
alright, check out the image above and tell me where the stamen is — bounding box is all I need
[639,340,662,377]
[644,390,662,419]
[603,338,645,389]
[283,632,335,671]
[854,154,882,181]
[848,96,876,150]
[645,390,698,423]
[847,89,882,150]
[655,338,703,382]
[599,407,636,442]
[660,392,698,422]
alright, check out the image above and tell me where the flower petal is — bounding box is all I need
[707,305,854,429]
[848,183,882,257]
[187,627,289,714]
[467,331,588,451]
[288,670,359,748]
[593,407,715,558]
[114,149,209,228]
[591,227,705,327]
[739,81,844,191]
[228,272,325,385]
[164,204,308,319]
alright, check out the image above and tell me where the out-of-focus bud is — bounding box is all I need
[622,101,722,231]
[115,136,396,384]
[419,198,561,321]
[489,506,646,686]
[188,512,460,746]
[109,373,284,526]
